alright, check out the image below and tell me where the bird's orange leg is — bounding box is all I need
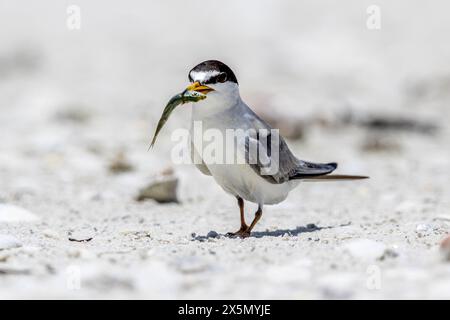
[227,201,263,238]
[246,206,262,235]
[227,196,249,238]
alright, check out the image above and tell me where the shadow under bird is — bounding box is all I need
[150,60,368,238]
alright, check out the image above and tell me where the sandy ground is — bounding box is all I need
[1,1,450,299]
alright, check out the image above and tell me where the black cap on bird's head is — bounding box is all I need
[188,60,238,86]
[183,60,240,99]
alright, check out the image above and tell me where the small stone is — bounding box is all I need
[206,230,219,238]
[416,224,433,235]
[379,248,399,260]
[160,167,174,176]
[108,151,134,174]
[0,252,10,262]
[0,235,23,250]
[136,170,178,203]
[440,235,450,261]
[120,230,151,240]
[0,204,39,223]
[43,229,60,239]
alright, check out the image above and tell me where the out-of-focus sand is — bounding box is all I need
[0,1,449,299]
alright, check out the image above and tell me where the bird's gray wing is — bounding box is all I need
[244,111,337,184]
[190,140,211,176]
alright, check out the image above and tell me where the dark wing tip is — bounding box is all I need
[289,160,338,180]
[327,162,338,170]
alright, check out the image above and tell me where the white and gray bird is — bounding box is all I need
[179,60,367,237]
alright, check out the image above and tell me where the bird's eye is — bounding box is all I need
[217,72,227,83]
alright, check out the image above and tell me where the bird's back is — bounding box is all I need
[238,102,337,184]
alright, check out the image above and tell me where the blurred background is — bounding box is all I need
[0,0,449,299]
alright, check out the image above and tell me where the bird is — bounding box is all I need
[181,60,368,238]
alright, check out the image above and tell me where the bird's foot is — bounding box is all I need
[226,226,250,238]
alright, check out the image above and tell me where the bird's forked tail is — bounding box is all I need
[302,174,369,182]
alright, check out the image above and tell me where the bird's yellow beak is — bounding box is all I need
[185,81,214,94]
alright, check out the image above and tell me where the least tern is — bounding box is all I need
[166,60,368,238]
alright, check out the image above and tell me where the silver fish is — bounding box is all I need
[150,90,206,148]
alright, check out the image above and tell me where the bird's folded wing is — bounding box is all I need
[190,140,212,176]
[244,134,337,184]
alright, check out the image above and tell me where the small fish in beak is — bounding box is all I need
[149,89,207,148]
[185,81,214,94]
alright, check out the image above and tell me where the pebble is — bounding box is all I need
[108,151,134,174]
[343,239,386,261]
[440,235,450,261]
[43,229,60,239]
[0,204,39,223]
[379,247,399,260]
[136,172,179,203]
[0,234,23,250]
[120,230,152,240]
[416,224,433,236]
[206,230,219,238]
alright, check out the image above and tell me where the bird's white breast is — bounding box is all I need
[190,99,298,205]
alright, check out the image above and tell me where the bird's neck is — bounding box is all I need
[191,92,242,121]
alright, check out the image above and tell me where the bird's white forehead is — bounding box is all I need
[190,70,220,83]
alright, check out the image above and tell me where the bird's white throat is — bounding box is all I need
[191,82,241,119]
